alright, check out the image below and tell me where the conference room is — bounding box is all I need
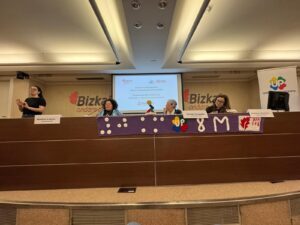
[0,0,300,225]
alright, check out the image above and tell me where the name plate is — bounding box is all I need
[183,110,208,119]
[247,109,274,118]
[34,115,61,124]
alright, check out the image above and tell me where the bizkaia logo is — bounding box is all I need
[269,76,287,91]
[183,89,216,104]
[69,91,105,106]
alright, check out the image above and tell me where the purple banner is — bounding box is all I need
[97,114,264,136]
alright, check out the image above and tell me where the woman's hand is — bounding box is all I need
[16,99,24,107]
[23,102,29,109]
[16,99,25,112]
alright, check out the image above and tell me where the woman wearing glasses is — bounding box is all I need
[206,94,230,113]
[163,99,182,115]
[16,85,46,118]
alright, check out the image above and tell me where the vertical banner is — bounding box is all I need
[257,66,300,111]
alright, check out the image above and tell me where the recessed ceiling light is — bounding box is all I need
[133,23,143,29]
[156,23,164,30]
[207,4,213,12]
[158,0,167,9]
[131,0,141,10]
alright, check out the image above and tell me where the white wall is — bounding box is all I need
[6,72,298,118]
[10,78,30,118]
[0,80,10,118]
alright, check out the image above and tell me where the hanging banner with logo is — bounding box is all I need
[257,66,300,111]
[97,114,264,136]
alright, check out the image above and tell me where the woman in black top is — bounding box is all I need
[16,85,47,118]
[206,94,230,113]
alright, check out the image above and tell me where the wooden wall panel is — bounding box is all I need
[0,139,154,165]
[0,112,299,190]
[156,134,300,160]
[264,112,300,134]
[17,208,69,225]
[156,158,300,185]
[0,163,155,190]
[126,209,186,225]
[240,201,291,225]
[0,117,101,141]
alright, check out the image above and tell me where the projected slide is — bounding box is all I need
[113,74,182,113]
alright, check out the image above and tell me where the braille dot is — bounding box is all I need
[104,118,109,122]
[153,128,158,133]
[106,124,110,128]
[160,117,164,121]
[107,130,112,134]
[141,128,146,133]
[122,118,127,122]
[100,130,105,135]
[124,123,128,127]
[117,123,122,128]
[153,117,157,122]
[140,117,145,121]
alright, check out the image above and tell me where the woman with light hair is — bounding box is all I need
[163,99,182,115]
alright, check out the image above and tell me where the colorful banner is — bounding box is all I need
[97,114,264,136]
[257,66,300,111]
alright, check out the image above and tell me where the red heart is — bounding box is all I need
[180,124,188,132]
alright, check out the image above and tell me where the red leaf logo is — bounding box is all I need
[69,91,78,104]
[180,123,188,132]
[240,117,250,130]
[183,89,189,102]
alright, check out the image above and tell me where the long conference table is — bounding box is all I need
[0,112,299,190]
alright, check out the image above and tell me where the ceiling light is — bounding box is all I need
[133,23,143,29]
[207,4,213,12]
[156,23,164,30]
[158,0,167,9]
[131,0,141,10]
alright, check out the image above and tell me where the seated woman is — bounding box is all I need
[16,85,46,118]
[98,98,122,116]
[206,94,230,113]
[163,99,182,115]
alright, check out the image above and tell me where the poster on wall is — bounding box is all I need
[257,66,300,111]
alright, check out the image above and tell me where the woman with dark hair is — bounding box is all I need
[98,98,122,116]
[206,94,231,113]
[16,85,47,118]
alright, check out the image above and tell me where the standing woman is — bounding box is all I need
[16,85,46,118]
